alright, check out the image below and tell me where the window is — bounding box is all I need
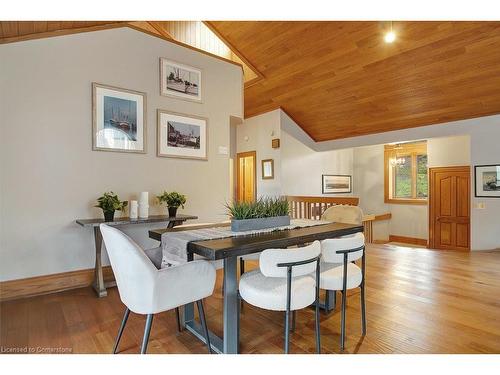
[384,142,428,205]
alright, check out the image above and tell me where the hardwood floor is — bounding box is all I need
[1,243,500,354]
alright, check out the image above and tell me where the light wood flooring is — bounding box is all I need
[1,243,500,354]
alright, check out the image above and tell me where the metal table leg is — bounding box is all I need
[183,254,239,354]
[183,252,224,353]
[222,256,239,353]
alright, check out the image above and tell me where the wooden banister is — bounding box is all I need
[286,196,359,221]
[286,195,391,243]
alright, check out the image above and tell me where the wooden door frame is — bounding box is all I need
[236,151,257,202]
[428,165,471,250]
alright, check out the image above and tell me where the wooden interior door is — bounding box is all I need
[236,151,256,202]
[429,166,470,250]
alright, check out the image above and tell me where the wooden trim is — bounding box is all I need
[0,266,114,302]
[385,198,428,205]
[0,22,244,73]
[374,212,392,221]
[146,21,174,39]
[0,22,126,44]
[236,151,257,202]
[126,24,244,70]
[384,141,428,205]
[286,196,359,205]
[203,21,265,87]
[389,235,428,247]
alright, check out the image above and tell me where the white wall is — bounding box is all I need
[237,109,354,198]
[427,135,471,168]
[242,109,497,250]
[318,116,499,250]
[352,145,390,241]
[236,109,282,197]
[281,128,353,197]
[353,136,471,241]
[0,27,243,281]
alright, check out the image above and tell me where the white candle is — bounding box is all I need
[138,202,149,219]
[130,200,138,219]
[139,191,149,204]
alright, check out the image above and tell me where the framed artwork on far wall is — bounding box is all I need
[160,58,202,103]
[474,164,500,198]
[92,83,147,153]
[322,174,352,194]
[157,110,208,160]
[262,159,274,179]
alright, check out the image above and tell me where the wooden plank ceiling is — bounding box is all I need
[3,21,500,141]
[0,21,122,42]
[209,21,500,141]
[0,21,260,84]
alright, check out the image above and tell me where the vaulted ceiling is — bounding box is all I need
[3,21,500,141]
[209,21,500,141]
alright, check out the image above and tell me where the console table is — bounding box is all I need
[76,214,198,297]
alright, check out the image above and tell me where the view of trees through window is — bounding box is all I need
[393,153,428,199]
[386,140,428,203]
[416,154,428,198]
[394,156,412,198]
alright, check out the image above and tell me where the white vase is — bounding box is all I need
[138,203,149,219]
[139,191,149,204]
[129,200,138,219]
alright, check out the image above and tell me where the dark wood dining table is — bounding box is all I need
[149,221,363,354]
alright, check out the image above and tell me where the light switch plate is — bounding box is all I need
[475,202,486,209]
[218,146,228,155]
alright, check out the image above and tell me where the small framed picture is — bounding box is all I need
[157,110,208,160]
[322,174,352,194]
[474,164,500,198]
[92,83,146,153]
[262,159,274,179]
[160,58,202,103]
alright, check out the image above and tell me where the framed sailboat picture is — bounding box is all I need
[160,58,203,103]
[157,110,208,160]
[92,83,146,153]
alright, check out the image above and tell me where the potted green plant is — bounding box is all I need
[95,191,128,222]
[226,196,290,232]
[157,191,187,217]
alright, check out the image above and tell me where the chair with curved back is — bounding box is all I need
[320,232,366,350]
[100,224,216,354]
[319,204,364,312]
[320,204,364,225]
[239,241,322,354]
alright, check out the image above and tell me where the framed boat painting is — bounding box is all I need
[475,164,500,198]
[157,110,208,160]
[322,174,352,194]
[92,83,146,153]
[160,58,202,103]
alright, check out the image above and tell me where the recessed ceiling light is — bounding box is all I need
[384,21,396,43]
[384,30,396,43]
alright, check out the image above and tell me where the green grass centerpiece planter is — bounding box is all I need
[226,197,291,232]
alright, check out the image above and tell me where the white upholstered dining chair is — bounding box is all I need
[100,224,216,354]
[321,204,364,225]
[239,241,322,354]
[320,232,366,350]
